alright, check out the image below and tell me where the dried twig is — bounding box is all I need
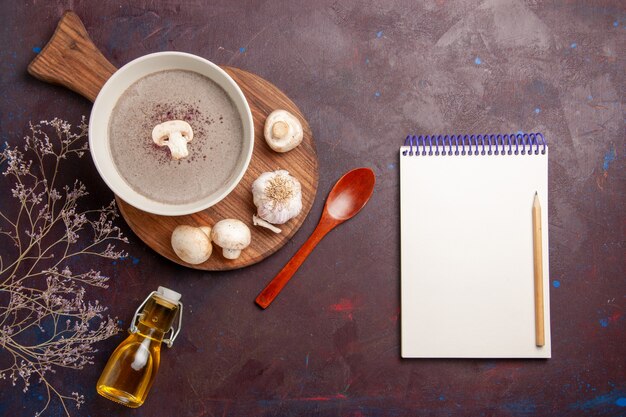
[0,118,128,417]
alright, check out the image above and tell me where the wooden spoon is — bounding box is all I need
[255,167,376,309]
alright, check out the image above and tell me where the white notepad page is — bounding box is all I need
[400,146,551,358]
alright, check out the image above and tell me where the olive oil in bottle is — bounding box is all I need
[97,287,183,408]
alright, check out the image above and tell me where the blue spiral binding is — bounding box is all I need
[402,133,546,156]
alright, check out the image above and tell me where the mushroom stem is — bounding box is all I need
[272,121,289,139]
[165,131,189,160]
[222,248,241,259]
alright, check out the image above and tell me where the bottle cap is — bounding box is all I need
[156,286,182,304]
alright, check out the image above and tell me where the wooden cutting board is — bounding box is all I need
[28,11,319,271]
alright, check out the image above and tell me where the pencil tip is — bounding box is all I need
[535,191,538,196]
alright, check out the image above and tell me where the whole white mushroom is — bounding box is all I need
[211,219,251,260]
[171,225,212,264]
[263,110,303,153]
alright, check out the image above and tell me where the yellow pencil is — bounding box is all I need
[532,192,545,347]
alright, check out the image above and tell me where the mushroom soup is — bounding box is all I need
[108,70,243,204]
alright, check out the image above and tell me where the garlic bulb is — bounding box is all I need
[252,170,302,225]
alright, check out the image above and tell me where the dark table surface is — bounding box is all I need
[1,1,625,416]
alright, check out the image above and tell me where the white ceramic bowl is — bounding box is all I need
[89,52,254,216]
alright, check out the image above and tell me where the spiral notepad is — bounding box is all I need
[400,133,551,358]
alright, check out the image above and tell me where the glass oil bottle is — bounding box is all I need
[96,286,183,408]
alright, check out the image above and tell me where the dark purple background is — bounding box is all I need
[1,1,624,416]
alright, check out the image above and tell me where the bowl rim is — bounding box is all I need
[88,51,254,216]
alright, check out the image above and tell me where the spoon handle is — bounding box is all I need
[256,220,335,309]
